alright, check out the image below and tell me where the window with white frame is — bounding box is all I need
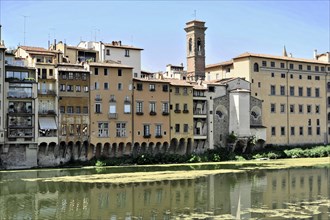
[116,123,126,137]
[98,122,109,137]
[124,103,131,113]
[150,102,156,113]
[155,124,162,136]
[136,101,143,113]
[143,124,150,136]
[162,102,169,114]
[95,103,101,113]
[109,103,116,114]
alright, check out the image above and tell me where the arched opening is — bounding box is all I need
[110,143,117,157]
[118,142,125,157]
[88,144,95,159]
[186,138,193,154]
[82,141,89,159]
[169,138,178,154]
[125,142,132,156]
[177,138,186,155]
[76,141,81,159]
[133,142,140,157]
[60,141,66,158]
[95,143,102,158]
[48,142,56,155]
[162,142,169,154]
[154,142,161,155]
[148,142,154,155]
[38,142,47,155]
[68,141,74,160]
[254,63,259,72]
[103,143,110,158]
[140,142,147,154]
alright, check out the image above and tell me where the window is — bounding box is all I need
[124,102,131,114]
[175,103,180,112]
[271,61,275,67]
[118,83,122,90]
[68,72,74,80]
[109,103,116,114]
[315,105,320,114]
[136,101,143,114]
[83,106,88,114]
[155,124,162,137]
[143,124,150,137]
[271,103,276,113]
[60,106,65,113]
[315,76,320,80]
[175,124,180,133]
[95,103,101,113]
[299,104,303,113]
[317,127,320,135]
[290,104,295,113]
[116,123,126,137]
[67,85,74,92]
[262,61,267,67]
[163,85,168,92]
[84,86,89,93]
[299,127,303,135]
[69,124,74,136]
[271,85,276,95]
[60,84,66,91]
[280,86,285,95]
[82,73,87,80]
[308,127,312,135]
[104,82,109,90]
[104,69,108,76]
[280,104,285,113]
[183,103,188,112]
[94,68,98,75]
[61,125,67,135]
[137,83,143,91]
[94,82,99,90]
[258,82,261,88]
[67,106,74,114]
[271,72,275,77]
[289,63,294,69]
[162,102,169,114]
[299,64,303,70]
[307,88,311,97]
[315,88,320,97]
[271,127,276,136]
[118,69,122,76]
[307,105,312,113]
[149,84,155,91]
[98,122,109,137]
[307,75,312,80]
[290,86,294,96]
[49,69,53,76]
[149,102,156,113]
[291,127,295,136]
[175,87,180,94]
[184,124,189,133]
[299,75,302,80]
[253,63,259,72]
[315,66,319,72]
[298,87,303,96]
[76,106,81,114]
[106,49,110,55]
[183,87,188,95]
[307,65,311,71]
[280,63,285,68]
[281,73,285,78]
[281,127,285,136]
[76,124,81,136]
[76,85,81,92]
[125,49,130,57]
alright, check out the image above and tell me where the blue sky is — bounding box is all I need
[1,1,329,71]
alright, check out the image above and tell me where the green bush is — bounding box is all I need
[95,160,106,167]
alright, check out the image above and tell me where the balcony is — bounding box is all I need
[174,109,181,113]
[38,90,56,96]
[143,134,151,138]
[39,110,56,115]
[136,112,144,116]
[7,92,34,99]
[149,111,157,116]
[183,110,189,113]
[108,113,118,119]
[162,112,169,116]
[95,97,102,101]
[5,77,36,83]
[155,135,162,138]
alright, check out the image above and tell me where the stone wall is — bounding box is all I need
[213,94,230,148]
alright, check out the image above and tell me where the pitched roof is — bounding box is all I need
[19,46,59,55]
[103,43,143,50]
[88,62,133,69]
[206,60,233,68]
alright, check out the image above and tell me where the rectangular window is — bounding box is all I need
[271,61,275,67]
[299,104,303,113]
[315,66,319,72]
[289,63,294,69]
[60,84,66,91]
[82,73,87,80]
[298,87,303,96]
[162,85,169,92]
[175,87,180,94]
[280,104,285,113]
[118,69,122,76]
[155,124,162,137]
[291,127,295,136]
[76,106,81,114]
[109,104,116,114]
[136,101,143,113]
[94,82,99,90]
[281,126,285,136]
[60,106,65,113]
[118,83,122,90]
[104,82,109,90]
[307,105,312,113]
[308,127,312,135]
[104,69,108,76]
[149,84,155,91]
[67,85,74,92]
[98,122,109,137]
[315,88,320,97]
[321,67,325,71]
[68,72,74,80]
[61,124,67,135]
[290,86,294,96]
[271,72,275,77]
[299,75,302,79]
[307,88,311,97]
[67,106,74,114]
[281,73,285,78]
[106,49,110,55]
[271,127,276,136]
[69,124,74,136]
[143,124,150,137]
[299,64,303,70]
[258,82,261,88]
[271,103,276,113]
[299,127,303,135]
[124,103,131,113]
[95,68,98,75]
[125,49,130,57]
[183,87,188,95]
[280,63,285,68]
[116,123,126,137]
[149,102,156,113]
[315,105,320,114]
[162,102,169,114]
[316,127,320,135]
[280,86,285,95]
[307,75,312,80]
[95,103,101,113]
[262,61,267,67]
[137,83,143,91]
[307,65,311,71]
[184,124,189,133]
[84,86,89,92]
[83,106,88,114]
[315,76,320,80]
[271,85,276,95]
[290,104,294,113]
[75,85,81,92]
[175,124,180,133]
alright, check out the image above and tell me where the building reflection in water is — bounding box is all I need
[0,167,329,219]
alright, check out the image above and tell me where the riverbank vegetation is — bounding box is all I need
[65,144,330,167]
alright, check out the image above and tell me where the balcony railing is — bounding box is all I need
[39,110,56,115]
[149,111,157,116]
[136,112,144,115]
[155,135,162,138]
[162,112,169,116]
[143,134,151,138]
[108,113,118,119]
[38,90,56,96]
[174,109,181,113]
[6,77,36,83]
[183,110,189,113]
[7,92,34,99]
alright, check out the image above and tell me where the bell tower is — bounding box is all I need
[184,20,207,81]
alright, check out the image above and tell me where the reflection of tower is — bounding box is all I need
[184,20,207,81]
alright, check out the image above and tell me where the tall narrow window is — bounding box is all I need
[197,38,201,54]
[254,63,259,72]
[188,38,192,54]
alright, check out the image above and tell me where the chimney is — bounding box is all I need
[119,41,121,46]
[314,49,317,59]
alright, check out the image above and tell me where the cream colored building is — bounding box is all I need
[86,62,133,158]
[206,52,330,145]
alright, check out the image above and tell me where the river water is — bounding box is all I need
[0,163,329,219]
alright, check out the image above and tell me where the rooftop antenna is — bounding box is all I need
[22,15,30,45]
